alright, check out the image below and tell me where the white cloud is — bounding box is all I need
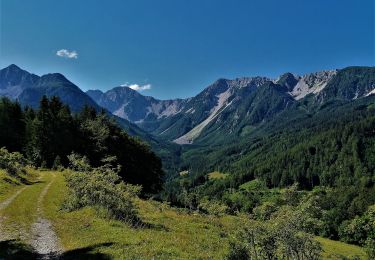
[56,49,78,59]
[122,83,152,91]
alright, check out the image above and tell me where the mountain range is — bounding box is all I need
[1,64,375,177]
[0,64,162,141]
[86,67,375,145]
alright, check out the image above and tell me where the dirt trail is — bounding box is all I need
[0,187,28,240]
[0,186,27,211]
[30,173,63,258]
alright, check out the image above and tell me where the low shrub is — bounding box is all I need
[227,211,322,260]
[64,153,141,224]
[0,147,27,176]
[198,197,228,216]
[339,205,375,258]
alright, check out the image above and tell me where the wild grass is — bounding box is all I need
[1,169,49,238]
[0,168,37,201]
[43,171,238,259]
[0,169,369,259]
[317,237,367,259]
[0,169,20,201]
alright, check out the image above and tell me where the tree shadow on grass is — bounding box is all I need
[60,242,113,260]
[23,179,44,185]
[0,239,37,259]
[136,221,169,232]
[124,217,169,232]
[3,176,44,186]
[0,240,114,260]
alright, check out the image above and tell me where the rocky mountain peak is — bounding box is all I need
[276,73,299,92]
[288,70,338,100]
[6,64,23,72]
[302,70,338,87]
[0,64,40,97]
[228,76,270,89]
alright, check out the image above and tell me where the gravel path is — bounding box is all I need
[30,174,63,259]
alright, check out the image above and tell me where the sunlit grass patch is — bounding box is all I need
[208,171,228,180]
[1,171,51,237]
[1,169,368,259]
[317,237,367,259]
[0,167,38,202]
[43,170,236,258]
[0,169,21,201]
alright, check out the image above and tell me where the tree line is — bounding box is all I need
[0,96,163,194]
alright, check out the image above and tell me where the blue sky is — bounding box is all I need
[0,0,374,99]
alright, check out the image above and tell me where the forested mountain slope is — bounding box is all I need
[162,69,375,250]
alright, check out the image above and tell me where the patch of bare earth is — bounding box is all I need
[30,174,63,259]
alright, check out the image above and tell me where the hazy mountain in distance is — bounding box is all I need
[86,87,186,124]
[0,64,99,112]
[0,64,160,148]
[90,67,375,145]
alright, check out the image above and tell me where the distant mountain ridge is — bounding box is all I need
[1,64,375,180]
[0,64,161,148]
[0,64,99,111]
[278,70,338,100]
[0,64,40,99]
[87,67,375,145]
[86,87,186,123]
[2,64,375,147]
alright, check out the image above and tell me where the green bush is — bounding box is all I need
[226,239,250,260]
[67,153,91,172]
[339,205,375,244]
[227,210,322,260]
[198,197,228,216]
[64,153,141,224]
[272,208,322,259]
[0,147,26,176]
[339,205,375,258]
[365,237,375,259]
[253,201,277,221]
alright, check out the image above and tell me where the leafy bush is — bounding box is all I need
[64,153,141,224]
[339,205,375,258]
[253,201,277,221]
[198,197,228,216]
[67,153,91,172]
[365,237,375,259]
[0,147,26,176]
[226,239,250,260]
[272,207,322,259]
[227,210,322,260]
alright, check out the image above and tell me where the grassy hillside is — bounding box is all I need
[0,169,367,259]
[317,237,367,259]
[0,169,20,201]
